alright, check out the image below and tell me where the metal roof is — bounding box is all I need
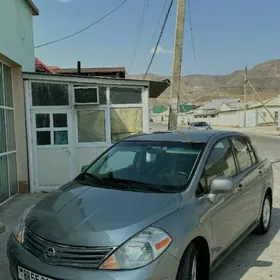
[22,72,170,99]
[203,98,241,110]
[24,0,39,15]
[54,67,126,74]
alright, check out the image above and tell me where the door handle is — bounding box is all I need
[238,184,243,192]
[258,170,263,176]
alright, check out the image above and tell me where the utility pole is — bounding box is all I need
[243,66,247,128]
[247,80,278,125]
[168,0,186,130]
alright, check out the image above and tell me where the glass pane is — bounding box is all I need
[53,114,67,127]
[110,108,143,142]
[3,64,13,107]
[32,83,69,106]
[8,152,18,196]
[36,114,50,128]
[231,137,253,171]
[99,87,107,104]
[77,110,106,142]
[54,131,68,145]
[110,87,142,104]
[99,151,136,174]
[204,139,236,188]
[0,63,3,106]
[36,131,51,145]
[6,109,16,151]
[0,108,7,153]
[75,87,98,103]
[0,155,9,203]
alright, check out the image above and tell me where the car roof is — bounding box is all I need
[123,129,248,144]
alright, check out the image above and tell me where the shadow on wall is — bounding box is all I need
[210,207,280,280]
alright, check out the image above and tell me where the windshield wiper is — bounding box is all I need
[75,172,104,184]
[101,178,169,193]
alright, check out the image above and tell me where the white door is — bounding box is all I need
[31,109,74,192]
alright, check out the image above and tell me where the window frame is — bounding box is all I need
[0,60,18,201]
[73,86,100,105]
[76,108,107,146]
[30,81,71,109]
[229,136,258,173]
[197,137,238,197]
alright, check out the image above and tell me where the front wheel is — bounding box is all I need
[253,193,272,234]
[176,243,207,280]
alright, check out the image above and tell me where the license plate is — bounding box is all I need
[18,266,53,280]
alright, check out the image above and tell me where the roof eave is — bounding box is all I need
[24,0,39,16]
[149,79,170,98]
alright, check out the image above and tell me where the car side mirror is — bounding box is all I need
[208,177,235,203]
[81,165,88,173]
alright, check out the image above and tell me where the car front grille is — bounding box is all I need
[23,227,114,269]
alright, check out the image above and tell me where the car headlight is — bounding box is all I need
[13,205,35,244]
[99,227,172,270]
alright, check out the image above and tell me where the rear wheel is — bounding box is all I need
[253,193,272,234]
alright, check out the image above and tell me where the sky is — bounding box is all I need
[33,0,280,76]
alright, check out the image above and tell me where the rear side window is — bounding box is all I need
[201,138,237,189]
[231,137,256,171]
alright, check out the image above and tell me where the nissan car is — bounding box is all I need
[7,130,273,280]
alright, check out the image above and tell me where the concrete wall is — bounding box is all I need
[13,67,29,191]
[0,0,35,71]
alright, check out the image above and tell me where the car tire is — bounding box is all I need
[253,192,272,234]
[176,243,209,280]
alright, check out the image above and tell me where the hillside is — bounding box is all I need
[129,59,280,105]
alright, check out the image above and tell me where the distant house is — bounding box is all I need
[179,104,199,113]
[35,57,55,74]
[34,58,126,78]
[194,98,241,117]
[151,105,169,114]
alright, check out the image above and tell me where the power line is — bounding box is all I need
[35,0,129,49]
[187,0,196,60]
[147,0,168,51]
[128,0,150,72]
[143,0,174,79]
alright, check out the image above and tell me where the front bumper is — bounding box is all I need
[7,234,179,280]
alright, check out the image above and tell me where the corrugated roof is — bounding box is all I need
[54,67,126,74]
[24,0,39,15]
[35,57,55,74]
[203,98,240,110]
[179,104,198,113]
[152,105,168,114]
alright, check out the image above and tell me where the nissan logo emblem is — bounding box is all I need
[43,247,56,260]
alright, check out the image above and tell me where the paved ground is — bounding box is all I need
[1,124,280,279]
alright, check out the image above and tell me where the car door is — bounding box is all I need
[200,137,243,260]
[230,136,263,228]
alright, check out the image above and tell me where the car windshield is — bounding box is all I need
[84,141,204,192]
[194,122,207,127]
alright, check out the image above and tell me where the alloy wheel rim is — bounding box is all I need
[263,198,271,228]
[191,254,197,280]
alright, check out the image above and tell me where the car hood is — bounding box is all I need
[25,183,181,247]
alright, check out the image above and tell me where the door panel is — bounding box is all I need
[231,137,262,229]
[201,138,243,260]
[32,110,74,191]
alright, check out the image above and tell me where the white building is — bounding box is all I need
[0,0,39,203]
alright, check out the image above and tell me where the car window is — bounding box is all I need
[247,141,257,165]
[99,151,136,174]
[200,138,237,191]
[87,141,205,192]
[231,137,255,171]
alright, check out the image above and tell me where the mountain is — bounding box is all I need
[129,59,280,106]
